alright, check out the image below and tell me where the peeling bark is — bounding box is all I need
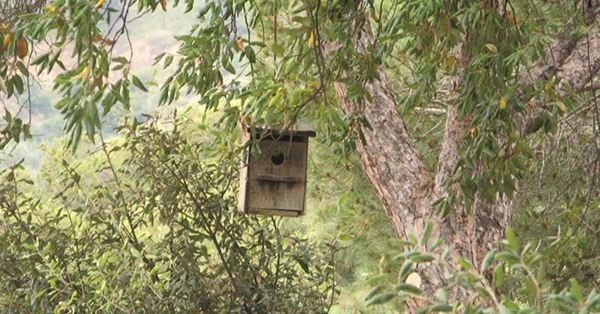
[332,61,434,241]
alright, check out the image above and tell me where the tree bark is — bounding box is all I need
[325,3,600,310]
[326,23,470,308]
[332,71,434,241]
[330,48,449,308]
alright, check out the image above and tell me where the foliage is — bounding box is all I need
[0,112,336,313]
[2,0,600,313]
[363,224,600,313]
[515,109,600,293]
[305,135,412,313]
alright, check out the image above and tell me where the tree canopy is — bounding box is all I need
[2,0,600,313]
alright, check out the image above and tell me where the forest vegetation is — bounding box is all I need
[1,0,600,313]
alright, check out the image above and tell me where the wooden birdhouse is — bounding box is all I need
[238,123,316,217]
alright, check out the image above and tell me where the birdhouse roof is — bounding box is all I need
[243,121,316,138]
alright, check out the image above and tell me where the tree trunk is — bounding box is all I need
[326,3,600,310]
[327,23,495,307]
[331,57,449,308]
[332,69,435,241]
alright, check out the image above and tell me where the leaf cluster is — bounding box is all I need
[363,224,600,313]
[0,114,336,313]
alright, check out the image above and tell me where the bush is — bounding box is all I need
[363,225,600,313]
[0,114,336,313]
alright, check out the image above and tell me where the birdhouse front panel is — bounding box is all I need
[244,138,309,216]
[238,123,315,217]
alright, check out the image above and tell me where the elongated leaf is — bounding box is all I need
[495,252,519,264]
[366,291,396,306]
[395,283,422,295]
[430,304,453,312]
[410,254,434,263]
[132,75,148,92]
[420,220,433,246]
[493,264,504,288]
[364,285,383,301]
[481,248,497,270]
[398,259,413,282]
[504,227,518,251]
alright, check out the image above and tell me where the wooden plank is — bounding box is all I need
[242,121,316,138]
[247,140,308,182]
[238,123,313,217]
[247,207,302,217]
[238,131,251,213]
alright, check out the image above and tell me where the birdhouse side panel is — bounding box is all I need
[238,137,252,213]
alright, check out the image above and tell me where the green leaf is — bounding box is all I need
[395,283,422,295]
[555,100,567,113]
[272,43,285,56]
[398,259,413,282]
[54,98,70,110]
[485,43,498,54]
[475,286,492,299]
[130,247,141,258]
[357,126,367,146]
[293,255,310,274]
[435,289,448,302]
[132,75,148,92]
[430,238,443,250]
[164,55,174,68]
[112,56,128,64]
[364,285,384,301]
[504,227,518,251]
[393,251,418,261]
[245,45,256,63]
[17,61,29,76]
[586,293,600,309]
[420,220,433,246]
[366,291,396,306]
[12,75,24,94]
[410,254,434,263]
[222,59,235,74]
[495,252,519,264]
[291,16,313,28]
[31,51,51,66]
[71,123,82,153]
[430,304,453,312]
[458,256,472,270]
[493,264,504,288]
[481,248,497,271]
[529,114,547,133]
[570,278,583,302]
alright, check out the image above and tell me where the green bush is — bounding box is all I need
[0,115,336,313]
[363,225,600,313]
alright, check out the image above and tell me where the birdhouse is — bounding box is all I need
[238,123,316,217]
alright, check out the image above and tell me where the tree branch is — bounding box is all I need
[524,19,578,83]
[520,25,600,136]
[413,107,447,116]
[557,28,600,94]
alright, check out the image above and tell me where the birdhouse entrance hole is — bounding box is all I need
[271,151,284,165]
